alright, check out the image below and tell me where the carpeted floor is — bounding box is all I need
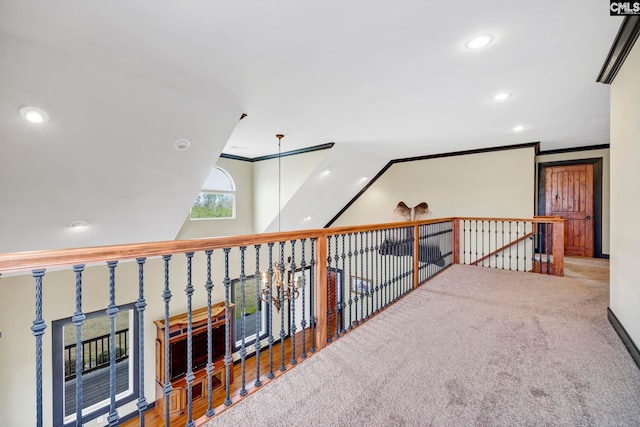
[208,259,640,426]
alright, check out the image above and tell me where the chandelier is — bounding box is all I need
[259,134,301,312]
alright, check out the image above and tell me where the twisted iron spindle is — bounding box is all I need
[161,255,172,424]
[223,249,232,406]
[326,237,333,343]
[300,240,307,359]
[333,235,340,338]
[204,250,215,417]
[106,261,120,426]
[279,242,287,372]
[254,245,263,386]
[72,264,86,426]
[290,240,298,365]
[309,238,317,353]
[238,247,248,397]
[347,234,354,329]
[31,269,47,427]
[184,252,195,427]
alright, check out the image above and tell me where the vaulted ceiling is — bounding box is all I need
[0,1,621,253]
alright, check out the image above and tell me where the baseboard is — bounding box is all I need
[607,307,640,370]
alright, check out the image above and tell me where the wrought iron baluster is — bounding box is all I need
[531,224,536,274]
[353,234,359,326]
[333,235,340,339]
[309,238,317,353]
[300,240,307,359]
[359,232,365,322]
[508,222,512,270]
[523,223,528,272]
[374,230,380,313]
[279,242,286,372]
[267,243,275,377]
[516,222,520,271]
[364,232,371,318]
[106,261,120,426]
[475,220,478,265]
[238,246,248,397]
[161,255,172,424]
[340,234,347,332]
[326,237,333,343]
[184,252,195,427]
[501,222,505,269]
[223,249,232,406]
[31,269,47,427]
[290,240,298,364]
[204,250,215,417]
[72,265,86,426]
[347,234,354,329]
[254,245,263,386]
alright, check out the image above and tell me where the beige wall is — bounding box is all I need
[536,148,610,255]
[332,146,536,227]
[610,39,640,348]
[252,150,327,233]
[176,157,254,239]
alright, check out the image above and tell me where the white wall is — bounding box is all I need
[609,39,640,348]
[536,148,610,255]
[332,146,536,227]
[252,150,327,233]
[176,157,255,239]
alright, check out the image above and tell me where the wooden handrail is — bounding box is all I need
[471,232,533,266]
[0,217,560,274]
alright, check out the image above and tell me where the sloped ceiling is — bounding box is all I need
[0,1,621,253]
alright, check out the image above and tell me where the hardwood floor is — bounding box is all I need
[122,328,315,426]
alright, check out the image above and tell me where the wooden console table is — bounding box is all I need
[154,302,234,419]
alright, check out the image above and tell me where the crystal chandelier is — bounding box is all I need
[259,134,301,312]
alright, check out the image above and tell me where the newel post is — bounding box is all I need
[552,219,565,276]
[452,219,461,264]
[315,235,328,351]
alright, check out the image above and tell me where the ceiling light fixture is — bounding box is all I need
[512,125,526,132]
[260,134,300,312]
[68,220,89,229]
[493,92,512,101]
[465,33,494,49]
[174,139,190,151]
[19,106,49,124]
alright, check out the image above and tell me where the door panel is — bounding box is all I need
[545,164,594,257]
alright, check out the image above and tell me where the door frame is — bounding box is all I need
[537,158,604,258]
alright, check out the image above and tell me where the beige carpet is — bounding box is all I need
[207,259,640,426]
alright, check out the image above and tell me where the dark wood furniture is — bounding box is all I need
[154,302,234,419]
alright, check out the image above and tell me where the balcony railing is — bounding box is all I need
[0,216,564,427]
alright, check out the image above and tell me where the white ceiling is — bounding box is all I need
[0,1,621,253]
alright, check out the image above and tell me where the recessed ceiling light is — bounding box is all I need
[321,168,332,175]
[360,177,368,183]
[304,216,312,221]
[512,125,526,132]
[465,33,494,49]
[493,92,512,101]
[174,139,190,151]
[69,220,89,229]
[19,106,49,124]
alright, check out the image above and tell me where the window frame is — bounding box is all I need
[230,275,270,352]
[190,166,236,221]
[51,303,139,426]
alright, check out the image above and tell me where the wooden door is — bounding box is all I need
[545,164,594,257]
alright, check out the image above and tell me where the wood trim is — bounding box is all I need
[608,307,640,370]
[315,236,328,351]
[597,16,640,84]
[538,158,605,258]
[552,220,564,276]
[220,143,335,163]
[538,144,609,156]
[0,217,561,274]
[324,142,540,227]
[471,232,533,266]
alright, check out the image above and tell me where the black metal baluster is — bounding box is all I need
[364,231,370,318]
[267,243,276,377]
[204,250,215,417]
[531,224,536,274]
[223,249,232,406]
[333,235,340,339]
[161,255,172,425]
[31,269,46,427]
[523,223,528,272]
[340,234,347,332]
[359,232,365,321]
[501,222,505,269]
[238,246,248,397]
[326,236,333,343]
[374,230,380,312]
[184,252,195,427]
[516,222,520,272]
[347,234,354,329]
[353,234,359,326]
[106,261,120,426]
[309,238,317,353]
[290,240,298,364]
[279,242,286,372]
[254,245,263,385]
[72,265,86,426]
[508,222,512,270]
[299,240,307,359]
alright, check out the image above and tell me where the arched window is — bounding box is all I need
[190,167,236,219]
